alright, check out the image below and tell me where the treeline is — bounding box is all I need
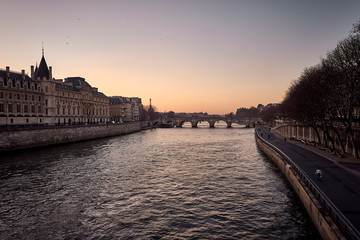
[278,21,360,158]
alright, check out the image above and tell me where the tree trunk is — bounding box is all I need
[313,125,322,145]
[348,127,359,158]
[330,125,346,154]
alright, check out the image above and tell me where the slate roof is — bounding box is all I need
[34,56,49,79]
[64,77,88,87]
[0,69,32,82]
[93,91,107,97]
[55,82,79,92]
[56,77,108,98]
[109,97,124,104]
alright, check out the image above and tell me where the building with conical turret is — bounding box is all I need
[0,50,109,126]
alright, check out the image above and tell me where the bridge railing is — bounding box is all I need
[255,127,360,240]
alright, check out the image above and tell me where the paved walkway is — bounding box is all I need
[256,125,360,237]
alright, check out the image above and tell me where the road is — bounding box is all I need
[256,125,360,236]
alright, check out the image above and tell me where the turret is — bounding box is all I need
[49,66,52,80]
[31,65,34,79]
[6,66,10,78]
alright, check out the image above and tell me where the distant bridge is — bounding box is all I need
[152,116,259,128]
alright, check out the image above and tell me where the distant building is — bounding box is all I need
[109,96,142,122]
[0,50,109,126]
[257,104,264,111]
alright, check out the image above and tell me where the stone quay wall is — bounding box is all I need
[0,122,141,152]
[255,133,342,240]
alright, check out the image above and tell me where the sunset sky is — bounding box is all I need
[1,0,360,114]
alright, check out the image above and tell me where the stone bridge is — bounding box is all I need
[153,116,259,128]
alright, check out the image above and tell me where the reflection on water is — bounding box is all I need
[0,128,320,239]
[182,121,241,128]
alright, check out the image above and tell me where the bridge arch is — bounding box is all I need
[181,121,192,128]
[213,120,229,128]
[196,120,210,128]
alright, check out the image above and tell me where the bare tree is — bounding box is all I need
[281,20,360,158]
[323,27,360,158]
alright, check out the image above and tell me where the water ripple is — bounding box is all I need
[0,128,320,239]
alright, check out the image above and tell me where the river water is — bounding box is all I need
[0,128,320,239]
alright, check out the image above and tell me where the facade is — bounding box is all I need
[0,67,45,126]
[54,77,109,125]
[109,96,142,122]
[0,51,109,126]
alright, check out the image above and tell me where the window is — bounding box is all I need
[8,104,13,113]
[24,105,28,113]
[32,95,34,101]
[38,106,42,113]
[38,96,41,101]
[45,99,48,106]
[25,95,28,100]
[9,93,12,99]
[0,104,4,112]
[0,92,3,98]
[17,105,20,113]
[31,105,35,113]
[45,86,48,92]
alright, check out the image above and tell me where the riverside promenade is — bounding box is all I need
[256,125,360,239]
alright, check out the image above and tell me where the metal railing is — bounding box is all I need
[255,127,360,240]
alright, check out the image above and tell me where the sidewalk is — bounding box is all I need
[277,133,360,178]
[257,125,360,238]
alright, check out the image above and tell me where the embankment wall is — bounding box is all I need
[0,122,141,151]
[255,134,342,240]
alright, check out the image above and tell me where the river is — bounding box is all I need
[0,128,320,239]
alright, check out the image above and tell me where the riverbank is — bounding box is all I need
[0,122,141,152]
[255,127,345,240]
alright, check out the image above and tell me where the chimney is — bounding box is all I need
[31,65,34,79]
[49,66,52,79]
[22,70,25,80]
[6,66,10,78]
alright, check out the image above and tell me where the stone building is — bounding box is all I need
[0,51,109,126]
[109,96,142,123]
